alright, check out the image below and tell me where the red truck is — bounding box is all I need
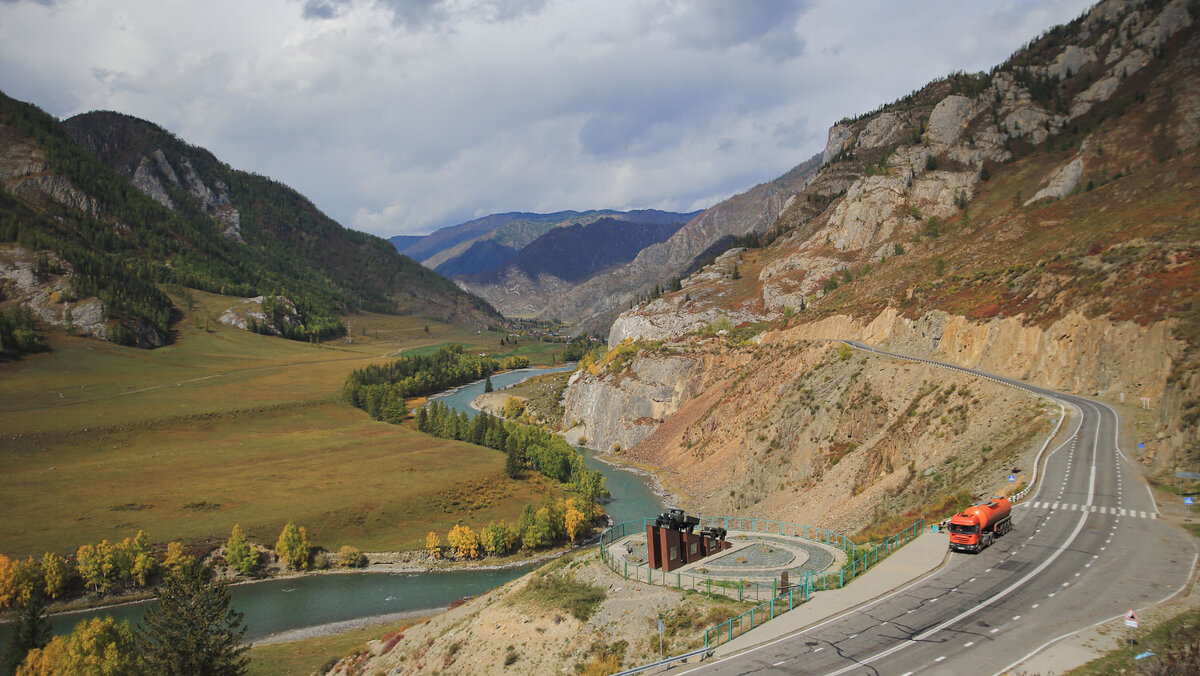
[948,497,1013,553]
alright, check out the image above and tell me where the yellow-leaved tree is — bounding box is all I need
[40,552,69,600]
[0,554,15,609]
[447,524,480,559]
[16,617,139,676]
[275,521,311,570]
[564,500,586,543]
[163,541,192,572]
[425,531,442,559]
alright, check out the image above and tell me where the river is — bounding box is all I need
[2,365,663,645]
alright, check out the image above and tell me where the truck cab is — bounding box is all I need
[948,497,1013,553]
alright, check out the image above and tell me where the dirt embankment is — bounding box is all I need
[324,550,748,676]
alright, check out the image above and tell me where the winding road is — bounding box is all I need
[683,341,1196,676]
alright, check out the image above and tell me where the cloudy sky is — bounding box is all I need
[0,0,1094,237]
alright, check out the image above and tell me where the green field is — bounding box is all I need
[0,289,566,559]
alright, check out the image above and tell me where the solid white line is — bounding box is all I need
[820,402,1101,676]
[995,548,1200,675]
[674,557,949,676]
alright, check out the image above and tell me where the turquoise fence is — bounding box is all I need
[596,515,924,648]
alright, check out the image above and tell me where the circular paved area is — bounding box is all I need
[608,529,845,584]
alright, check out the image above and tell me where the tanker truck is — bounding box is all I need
[947,497,1012,553]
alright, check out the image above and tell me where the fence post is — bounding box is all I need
[739,579,743,602]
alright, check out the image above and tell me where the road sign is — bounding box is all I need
[1186,497,1195,505]
[1125,609,1139,628]
[1008,474,1016,483]
[1139,443,1145,450]
[1176,471,1200,480]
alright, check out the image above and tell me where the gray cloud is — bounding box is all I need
[302,0,349,20]
[0,0,1096,237]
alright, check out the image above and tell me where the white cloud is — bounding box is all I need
[0,0,1094,236]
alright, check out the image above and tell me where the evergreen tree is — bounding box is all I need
[136,560,248,676]
[484,374,493,393]
[1,593,49,676]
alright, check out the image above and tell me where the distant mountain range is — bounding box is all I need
[392,209,702,320]
[392,209,699,277]
[0,92,498,347]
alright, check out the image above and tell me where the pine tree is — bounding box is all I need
[137,560,248,676]
[484,374,493,393]
[0,592,49,676]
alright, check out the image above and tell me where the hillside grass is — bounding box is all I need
[246,616,431,676]
[0,288,565,558]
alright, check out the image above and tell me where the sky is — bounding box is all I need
[0,0,1095,237]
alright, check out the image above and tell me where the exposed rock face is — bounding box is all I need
[0,124,99,216]
[562,351,711,453]
[926,95,981,146]
[822,123,853,163]
[217,295,301,336]
[132,154,174,209]
[0,246,108,340]
[1025,156,1084,204]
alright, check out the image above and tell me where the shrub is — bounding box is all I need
[339,546,366,568]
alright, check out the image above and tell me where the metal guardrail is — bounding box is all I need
[610,645,710,676]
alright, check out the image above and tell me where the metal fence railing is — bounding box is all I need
[701,517,923,649]
[596,515,925,651]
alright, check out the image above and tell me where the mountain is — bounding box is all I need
[394,209,700,279]
[542,155,822,333]
[563,0,1200,532]
[386,234,422,252]
[456,217,687,317]
[0,97,498,347]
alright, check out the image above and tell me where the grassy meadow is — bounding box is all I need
[0,288,567,559]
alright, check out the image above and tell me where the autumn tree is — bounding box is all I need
[425,531,442,559]
[274,521,310,570]
[17,617,142,676]
[338,546,366,568]
[225,524,259,576]
[447,525,480,559]
[39,554,69,601]
[163,542,192,572]
[137,559,248,676]
[503,396,525,419]
[0,555,14,609]
[564,500,586,543]
[480,521,518,556]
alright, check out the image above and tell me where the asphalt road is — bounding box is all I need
[681,342,1196,676]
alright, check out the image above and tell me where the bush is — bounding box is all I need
[925,154,939,171]
[338,545,366,568]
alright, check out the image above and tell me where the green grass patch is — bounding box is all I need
[513,559,606,622]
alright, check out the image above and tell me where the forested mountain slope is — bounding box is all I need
[0,95,497,348]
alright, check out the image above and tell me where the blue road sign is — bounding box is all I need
[1186,497,1195,505]
[1139,442,1145,449]
[1008,475,1016,482]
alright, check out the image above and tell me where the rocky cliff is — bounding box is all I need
[564,0,1200,530]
